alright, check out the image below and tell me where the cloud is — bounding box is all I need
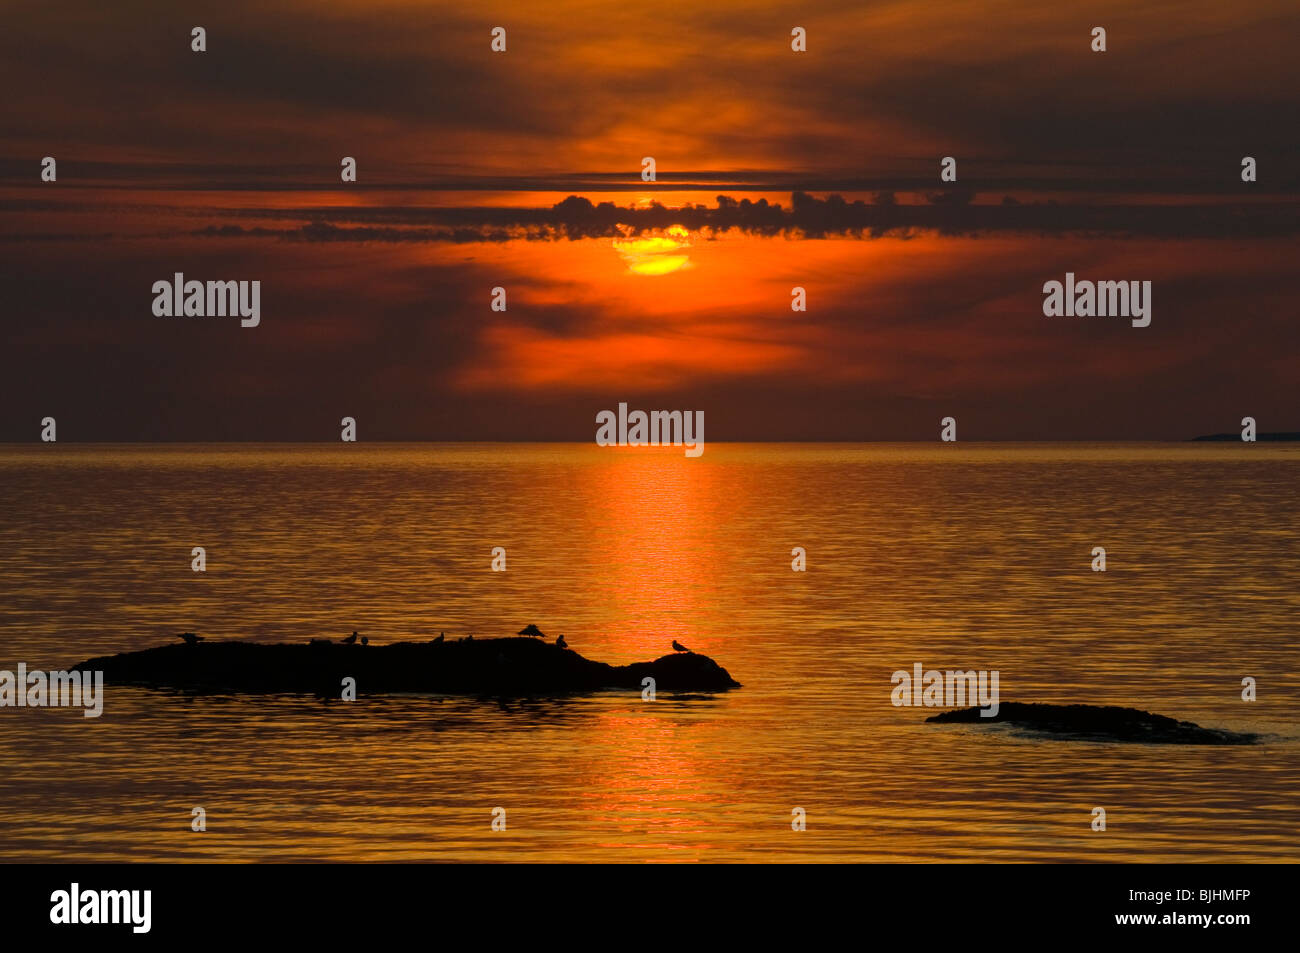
[172,192,1300,243]
[3,0,1297,178]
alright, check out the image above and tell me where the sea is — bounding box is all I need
[0,442,1295,861]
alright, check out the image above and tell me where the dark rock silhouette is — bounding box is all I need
[72,637,741,697]
[927,702,1257,745]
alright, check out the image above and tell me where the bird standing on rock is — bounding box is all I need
[178,632,204,645]
[341,631,358,645]
[518,624,546,638]
[433,632,445,643]
[671,640,691,653]
[556,634,568,649]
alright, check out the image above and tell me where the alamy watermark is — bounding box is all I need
[50,883,150,933]
[596,402,704,457]
[891,663,999,717]
[0,665,103,717]
[152,273,260,327]
[1042,273,1151,327]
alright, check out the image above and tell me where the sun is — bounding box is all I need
[612,224,693,276]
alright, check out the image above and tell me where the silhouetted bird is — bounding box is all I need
[361,636,369,646]
[671,640,690,653]
[178,632,203,645]
[341,631,358,645]
[556,634,568,649]
[433,632,445,643]
[465,634,474,642]
[518,624,546,638]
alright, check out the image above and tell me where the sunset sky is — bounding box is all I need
[1,0,1297,440]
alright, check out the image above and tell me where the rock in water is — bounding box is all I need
[71,637,740,697]
[926,701,1257,745]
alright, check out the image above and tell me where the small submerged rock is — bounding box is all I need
[71,637,741,698]
[926,701,1257,745]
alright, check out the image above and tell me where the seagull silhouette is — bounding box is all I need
[671,640,690,653]
[556,634,568,649]
[433,632,445,643]
[178,632,204,645]
[341,631,358,645]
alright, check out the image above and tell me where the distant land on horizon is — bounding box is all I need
[1191,432,1300,442]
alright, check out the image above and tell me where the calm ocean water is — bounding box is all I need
[0,442,1296,862]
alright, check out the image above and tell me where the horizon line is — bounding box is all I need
[3,436,1293,446]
